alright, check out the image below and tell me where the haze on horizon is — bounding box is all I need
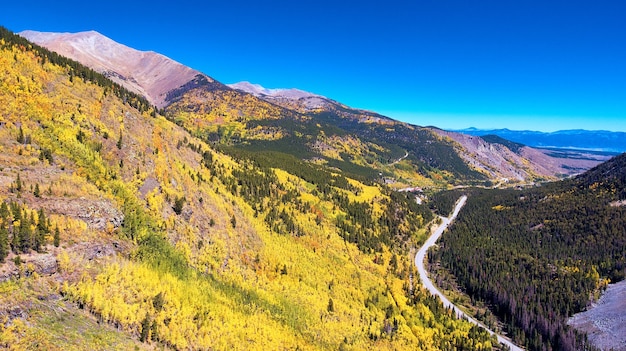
[2,0,624,132]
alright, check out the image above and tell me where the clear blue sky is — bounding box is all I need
[2,1,625,132]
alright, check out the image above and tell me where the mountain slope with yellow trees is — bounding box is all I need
[0,27,499,350]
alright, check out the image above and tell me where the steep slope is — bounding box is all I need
[429,153,626,350]
[167,82,488,187]
[20,30,206,108]
[0,27,498,350]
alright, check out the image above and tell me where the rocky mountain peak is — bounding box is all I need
[19,30,208,108]
[228,81,337,111]
[228,81,320,100]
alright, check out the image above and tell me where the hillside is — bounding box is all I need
[21,30,597,190]
[0,27,503,350]
[429,153,626,350]
[431,129,593,182]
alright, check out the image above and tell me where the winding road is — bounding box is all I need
[415,196,524,351]
[388,150,409,166]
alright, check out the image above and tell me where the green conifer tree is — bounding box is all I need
[0,224,9,262]
[173,196,185,215]
[15,173,22,193]
[16,126,24,144]
[33,227,42,252]
[0,202,8,223]
[19,211,32,252]
[53,225,60,247]
[140,314,151,342]
[37,209,48,234]
[116,130,123,149]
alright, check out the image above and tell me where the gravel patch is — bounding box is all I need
[568,280,626,350]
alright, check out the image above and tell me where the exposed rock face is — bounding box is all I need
[39,198,124,230]
[29,253,58,275]
[20,30,208,108]
[138,177,161,199]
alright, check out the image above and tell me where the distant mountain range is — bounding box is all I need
[455,128,626,154]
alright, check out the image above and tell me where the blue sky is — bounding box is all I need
[2,1,625,132]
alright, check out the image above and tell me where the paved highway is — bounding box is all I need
[414,196,524,351]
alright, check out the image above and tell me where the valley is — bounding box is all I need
[415,195,523,350]
[456,128,626,156]
[428,154,626,350]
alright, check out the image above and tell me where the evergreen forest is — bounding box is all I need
[431,154,626,350]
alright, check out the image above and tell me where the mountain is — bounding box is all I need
[19,30,211,108]
[430,153,626,350]
[456,127,626,154]
[21,29,603,188]
[5,25,621,350]
[1,26,500,350]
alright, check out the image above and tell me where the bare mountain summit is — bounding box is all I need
[19,30,210,108]
[229,81,394,124]
[228,81,333,111]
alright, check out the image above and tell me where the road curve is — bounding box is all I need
[415,195,524,351]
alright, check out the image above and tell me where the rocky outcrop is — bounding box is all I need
[39,198,123,230]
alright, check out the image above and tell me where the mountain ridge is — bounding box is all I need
[227,80,394,123]
[228,81,322,100]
